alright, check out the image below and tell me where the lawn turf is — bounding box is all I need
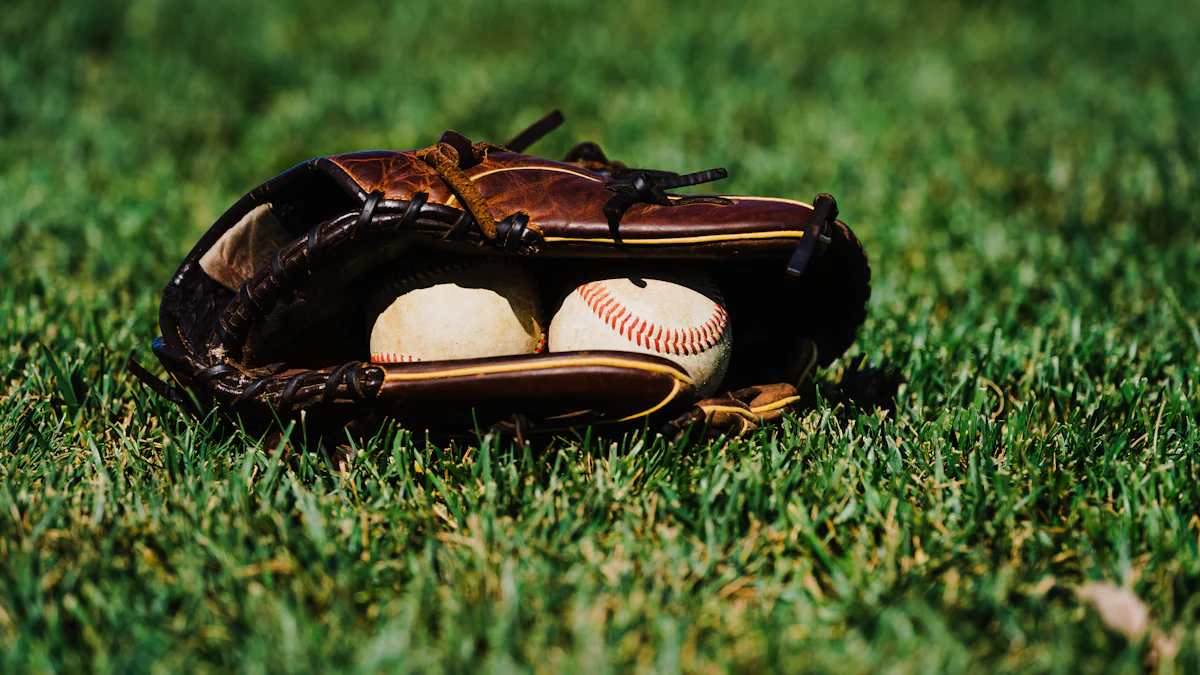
[2,0,1200,672]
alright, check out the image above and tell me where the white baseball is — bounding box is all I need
[548,269,732,397]
[370,259,545,363]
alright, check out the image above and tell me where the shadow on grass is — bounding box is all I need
[820,355,905,416]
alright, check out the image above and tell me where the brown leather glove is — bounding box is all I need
[131,111,869,440]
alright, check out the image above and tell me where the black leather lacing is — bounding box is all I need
[199,184,442,411]
[132,175,481,417]
[505,111,735,228]
[786,193,838,277]
[232,375,271,409]
[279,371,318,412]
[396,192,428,232]
[564,141,610,166]
[196,362,241,383]
[127,356,202,418]
[602,168,730,228]
[322,363,353,405]
[506,110,564,152]
[355,190,383,231]
[130,189,419,416]
[216,190,431,357]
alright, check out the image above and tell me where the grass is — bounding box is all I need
[2,0,1200,671]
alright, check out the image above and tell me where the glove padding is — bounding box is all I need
[132,111,869,440]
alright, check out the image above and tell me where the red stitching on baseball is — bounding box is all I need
[371,352,418,363]
[575,280,727,356]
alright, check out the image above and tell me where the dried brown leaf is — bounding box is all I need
[1077,582,1151,641]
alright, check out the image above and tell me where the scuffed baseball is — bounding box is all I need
[548,269,732,397]
[370,258,545,363]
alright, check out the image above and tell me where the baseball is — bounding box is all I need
[369,258,545,363]
[548,268,732,397]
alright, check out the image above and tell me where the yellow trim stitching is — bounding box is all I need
[462,167,819,246]
[717,195,814,209]
[528,377,687,435]
[697,404,760,422]
[749,395,802,414]
[544,230,806,246]
[382,355,693,384]
[471,165,606,182]
[615,378,686,422]
[466,166,816,212]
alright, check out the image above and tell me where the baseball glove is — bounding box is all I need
[130,111,869,440]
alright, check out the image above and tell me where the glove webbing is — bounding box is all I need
[214,193,430,356]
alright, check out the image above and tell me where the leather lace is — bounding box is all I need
[504,110,732,228]
[422,141,504,240]
[422,138,543,254]
[602,168,729,228]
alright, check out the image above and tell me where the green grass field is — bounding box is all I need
[3,0,1200,671]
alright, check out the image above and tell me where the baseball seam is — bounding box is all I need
[575,281,727,356]
[372,352,419,363]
